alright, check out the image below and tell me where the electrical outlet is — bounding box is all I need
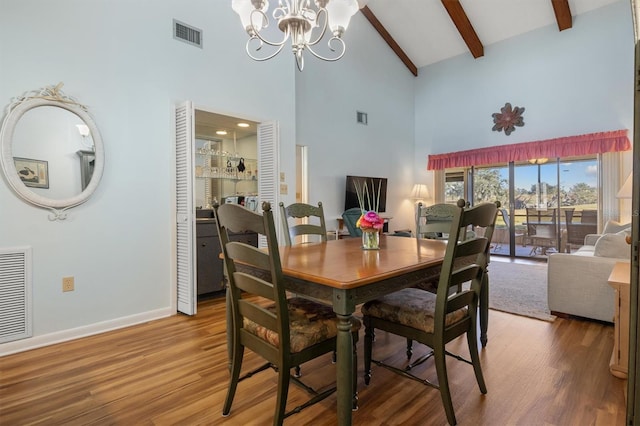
[62,276,75,292]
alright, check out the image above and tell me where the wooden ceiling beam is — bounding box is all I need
[551,0,572,31]
[360,6,418,77]
[441,0,484,59]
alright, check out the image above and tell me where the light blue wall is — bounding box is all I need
[295,13,417,230]
[413,0,634,186]
[0,0,298,351]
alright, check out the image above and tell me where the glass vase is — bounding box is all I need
[361,229,380,250]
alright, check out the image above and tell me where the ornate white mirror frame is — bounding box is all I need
[0,83,105,220]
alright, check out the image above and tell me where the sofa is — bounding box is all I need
[547,220,631,322]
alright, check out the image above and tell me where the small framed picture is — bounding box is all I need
[14,157,49,189]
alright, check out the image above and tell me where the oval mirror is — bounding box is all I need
[0,85,104,220]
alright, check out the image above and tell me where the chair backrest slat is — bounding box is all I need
[226,242,272,271]
[454,238,488,258]
[233,272,274,300]
[238,299,279,332]
[446,290,474,313]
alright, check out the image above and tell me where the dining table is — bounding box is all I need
[270,234,491,425]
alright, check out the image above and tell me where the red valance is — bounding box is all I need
[427,129,631,170]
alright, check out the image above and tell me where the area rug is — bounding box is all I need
[488,260,556,322]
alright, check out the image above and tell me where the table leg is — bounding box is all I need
[336,313,354,426]
[480,272,488,347]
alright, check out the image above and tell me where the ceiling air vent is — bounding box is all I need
[356,111,368,125]
[173,19,202,48]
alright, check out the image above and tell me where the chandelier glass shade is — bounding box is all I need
[232,0,360,71]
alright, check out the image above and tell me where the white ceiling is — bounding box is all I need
[365,0,622,69]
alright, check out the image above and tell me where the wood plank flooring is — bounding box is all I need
[0,295,626,425]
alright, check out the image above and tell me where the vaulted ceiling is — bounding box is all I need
[362,0,622,76]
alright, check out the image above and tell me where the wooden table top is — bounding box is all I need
[278,235,447,290]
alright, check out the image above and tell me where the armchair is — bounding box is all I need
[341,207,363,237]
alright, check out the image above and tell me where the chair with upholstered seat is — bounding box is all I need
[214,202,361,425]
[279,201,328,246]
[362,199,498,425]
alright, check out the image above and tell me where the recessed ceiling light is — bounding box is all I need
[216,130,228,135]
[237,122,250,128]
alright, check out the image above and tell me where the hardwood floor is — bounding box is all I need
[0,295,626,425]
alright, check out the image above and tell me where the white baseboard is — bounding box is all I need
[0,307,175,356]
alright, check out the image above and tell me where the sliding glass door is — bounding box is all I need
[462,156,598,259]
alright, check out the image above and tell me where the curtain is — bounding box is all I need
[427,130,630,170]
[601,152,621,231]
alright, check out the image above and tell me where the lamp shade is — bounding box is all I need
[617,174,633,199]
[410,184,429,201]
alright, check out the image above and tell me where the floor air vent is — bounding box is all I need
[173,19,203,48]
[0,247,32,343]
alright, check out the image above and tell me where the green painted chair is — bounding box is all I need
[415,202,458,240]
[416,202,479,241]
[214,202,361,425]
[279,201,328,246]
[362,199,498,425]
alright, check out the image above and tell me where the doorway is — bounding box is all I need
[296,145,308,203]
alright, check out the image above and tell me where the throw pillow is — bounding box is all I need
[603,220,632,234]
[617,227,632,237]
[594,233,629,259]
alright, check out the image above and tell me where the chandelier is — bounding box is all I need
[232,0,360,71]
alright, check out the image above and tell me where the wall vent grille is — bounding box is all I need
[0,247,32,343]
[173,19,203,48]
[357,111,368,125]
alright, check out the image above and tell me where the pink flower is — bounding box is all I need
[357,210,384,230]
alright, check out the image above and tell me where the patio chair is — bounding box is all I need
[362,199,498,425]
[214,202,361,424]
[565,209,598,253]
[279,201,327,246]
[525,207,558,255]
[493,208,524,252]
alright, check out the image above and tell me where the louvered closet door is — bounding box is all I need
[257,121,280,248]
[175,102,196,315]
